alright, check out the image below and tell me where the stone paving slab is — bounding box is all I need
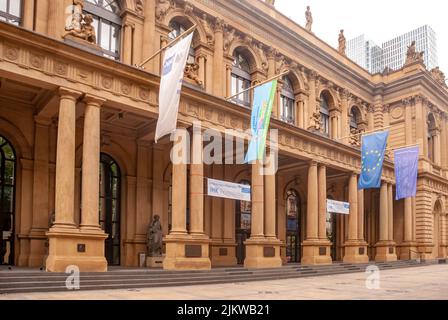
[1,265,447,300]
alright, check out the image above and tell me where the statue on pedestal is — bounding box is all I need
[338,30,346,56]
[305,6,313,32]
[404,41,424,66]
[147,215,163,257]
[64,0,97,45]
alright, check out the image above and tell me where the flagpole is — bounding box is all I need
[225,70,289,101]
[338,126,391,140]
[386,144,419,152]
[137,24,197,68]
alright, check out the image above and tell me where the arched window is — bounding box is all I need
[427,114,436,162]
[320,93,330,136]
[84,0,122,60]
[0,0,22,25]
[99,153,121,265]
[231,50,251,108]
[0,136,16,265]
[350,107,361,131]
[168,21,196,65]
[280,76,296,125]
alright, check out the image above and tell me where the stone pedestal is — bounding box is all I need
[301,240,333,265]
[146,256,165,268]
[163,235,211,271]
[343,241,369,264]
[63,34,103,56]
[244,239,282,269]
[398,242,418,260]
[45,228,108,272]
[210,241,238,267]
[375,241,398,262]
[417,245,435,260]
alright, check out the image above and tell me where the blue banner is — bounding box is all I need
[394,146,419,200]
[358,131,389,190]
[245,80,277,163]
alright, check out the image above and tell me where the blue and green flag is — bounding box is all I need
[245,80,278,163]
[358,131,389,190]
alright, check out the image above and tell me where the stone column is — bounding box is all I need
[358,189,365,241]
[344,174,368,263]
[434,129,441,166]
[122,22,135,65]
[264,169,276,240]
[307,72,317,130]
[415,96,427,157]
[170,145,187,236]
[47,0,64,39]
[297,95,305,129]
[318,165,327,240]
[225,64,232,97]
[80,95,105,230]
[375,181,397,262]
[141,0,156,72]
[190,127,205,237]
[35,0,49,34]
[244,161,282,269]
[306,162,319,241]
[28,117,51,267]
[213,19,224,97]
[197,54,206,89]
[23,0,35,30]
[341,90,349,143]
[388,183,394,242]
[152,145,164,222]
[52,88,80,228]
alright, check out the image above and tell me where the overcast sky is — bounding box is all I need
[275,0,448,74]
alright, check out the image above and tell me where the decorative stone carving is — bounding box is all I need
[223,27,236,53]
[65,1,97,44]
[184,63,203,86]
[309,110,322,132]
[30,54,44,69]
[255,42,268,72]
[305,6,313,32]
[54,61,68,76]
[147,215,163,257]
[135,0,144,15]
[430,67,447,88]
[276,55,287,74]
[404,41,424,66]
[200,13,214,46]
[5,46,19,61]
[338,30,346,56]
[265,0,275,5]
[156,0,173,22]
[184,1,193,15]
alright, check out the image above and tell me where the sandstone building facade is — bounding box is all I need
[0,0,447,272]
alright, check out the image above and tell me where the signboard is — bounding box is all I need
[207,179,251,202]
[327,199,350,215]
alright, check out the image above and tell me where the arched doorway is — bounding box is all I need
[286,190,301,263]
[433,201,443,258]
[99,153,121,266]
[236,180,251,265]
[0,136,16,265]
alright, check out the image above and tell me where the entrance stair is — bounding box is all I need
[0,259,445,294]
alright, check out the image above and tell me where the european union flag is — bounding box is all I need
[394,146,419,200]
[358,131,389,190]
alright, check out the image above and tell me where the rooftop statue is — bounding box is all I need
[305,6,313,32]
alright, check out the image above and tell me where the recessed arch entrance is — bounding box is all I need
[235,180,251,265]
[326,195,338,261]
[433,200,443,259]
[0,135,16,266]
[99,153,121,266]
[285,189,302,263]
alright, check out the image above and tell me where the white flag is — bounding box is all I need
[155,33,194,143]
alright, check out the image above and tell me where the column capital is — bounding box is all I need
[309,160,318,167]
[83,94,106,107]
[58,87,82,100]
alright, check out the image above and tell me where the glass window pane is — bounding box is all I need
[3,144,14,160]
[0,0,6,12]
[9,0,21,17]
[110,24,119,54]
[2,186,13,212]
[4,160,14,185]
[100,21,111,50]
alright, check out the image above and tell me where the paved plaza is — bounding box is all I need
[1,265,447,300]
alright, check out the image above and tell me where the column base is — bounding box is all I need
[375,241,397,262]
[244,238,282,269]
[28,231,48,268]
[45,227,108,273]
[343,241,369,264]
[301,240,332,266]
[417,244,437,260]
[398,242,418,260]
[210,241,238,267]
[163,234,211,271]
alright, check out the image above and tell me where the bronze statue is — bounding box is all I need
[305,6,313,32]
[147,215,163,257]
[338,30,346,56]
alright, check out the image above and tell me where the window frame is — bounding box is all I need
[84,0,122,60]
[231,52,252,108]
[280,77,296,125]
[320,95,330,136]
[0,0,22,26]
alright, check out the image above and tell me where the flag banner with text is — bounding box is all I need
[358,131,389,190]
[394,146,419,200]
[155,33,194,143]
[245,80,278,163]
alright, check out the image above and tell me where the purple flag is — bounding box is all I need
[394,146,419,200]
